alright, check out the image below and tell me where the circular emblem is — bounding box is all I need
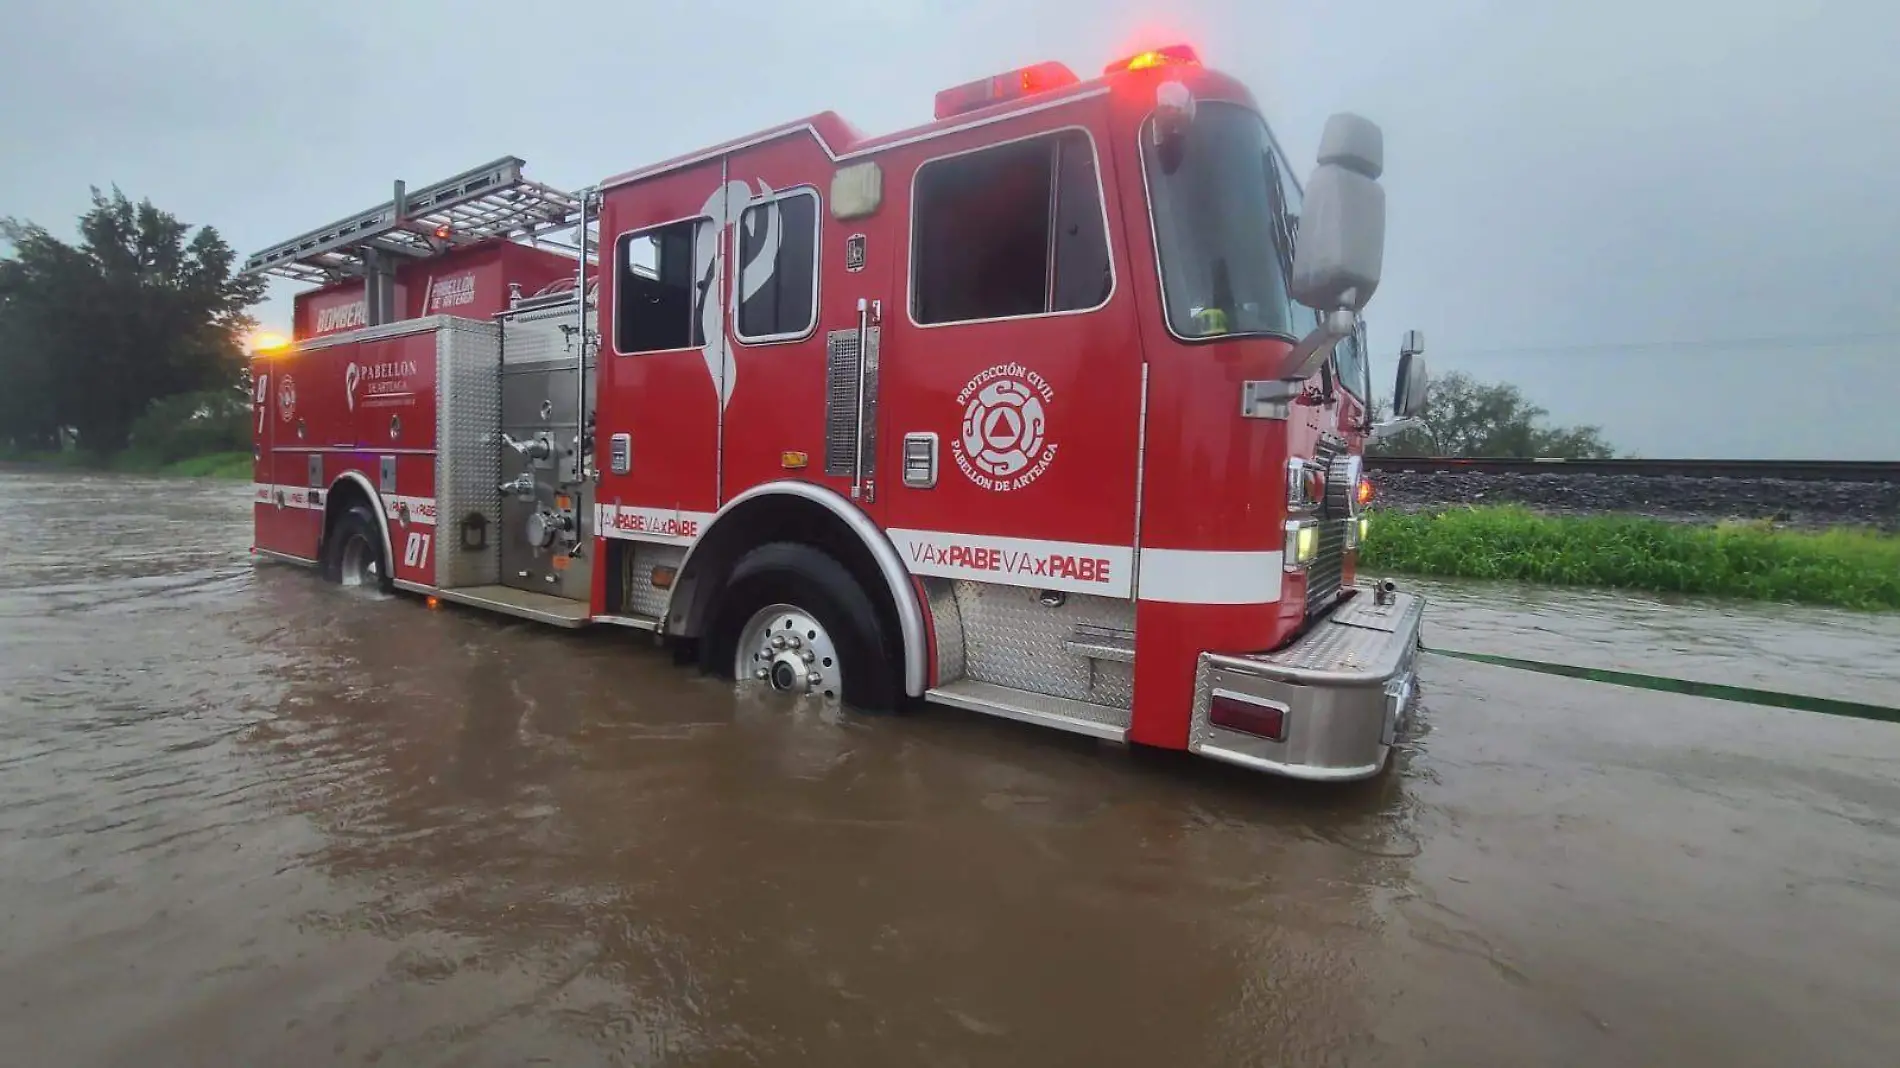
[277,373,297,423]
[952,364,1057,491]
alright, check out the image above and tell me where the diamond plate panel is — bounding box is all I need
[624,543,685,619]
[434,317,503,589]
[501,300,584,366]
[1252,590,1423,677]
[953,582,1135,711]
[923,578,965,685]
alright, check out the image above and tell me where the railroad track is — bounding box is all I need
[1364,457,1900,483]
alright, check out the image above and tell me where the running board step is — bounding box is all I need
[925,680,1130,743]
[1065,623,1135,663]
[424,584,592,628]
[593,612,661,631]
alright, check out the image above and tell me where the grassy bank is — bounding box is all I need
[0,449,251,480]
[1360,505,1900,611]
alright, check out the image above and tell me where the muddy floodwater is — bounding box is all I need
[3,471,1898,1067]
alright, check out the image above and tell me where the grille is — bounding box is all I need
[1305,434,1349,616]
[1305,519,1348,616]
[824,329,861,475]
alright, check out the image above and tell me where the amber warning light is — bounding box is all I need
[1105,43,1201,75]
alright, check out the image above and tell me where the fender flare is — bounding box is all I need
[326,470,395,572]
[670,481,929,698]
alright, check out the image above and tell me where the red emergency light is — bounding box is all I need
[1104,43,1201,75]
[933,61,1081,120]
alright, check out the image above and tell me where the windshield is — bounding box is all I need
[1144,102,1300,340]
[1337,325,1371,402]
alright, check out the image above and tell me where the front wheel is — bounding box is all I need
[699,542,899,711]
[320,504,392,592]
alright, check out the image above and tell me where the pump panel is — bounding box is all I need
[497,299,595,601]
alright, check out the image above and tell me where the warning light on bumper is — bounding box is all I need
[1209,690,1288,741]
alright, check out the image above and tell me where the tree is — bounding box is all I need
[1370,370,1617,459]
[0,280,63,451]
[0,189,265,453]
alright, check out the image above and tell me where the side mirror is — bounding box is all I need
[1290,113,1386,314]
[1392,333,1429,419]
[1151,80,1196,174]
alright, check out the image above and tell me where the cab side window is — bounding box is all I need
[735,188,820,343]
[911,130,1112,325]
[615,219,706,354]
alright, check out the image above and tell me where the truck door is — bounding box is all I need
[595,158,734,533]
[878,124,1144,599]
[715,137,888,517]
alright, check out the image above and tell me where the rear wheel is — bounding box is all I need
[700,542,899,711]
[321,504,391,592]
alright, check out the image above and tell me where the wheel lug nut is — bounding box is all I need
[754,668,769,680]
[807,672,823,687]
[770,635,787,650]
[801,650,815,664]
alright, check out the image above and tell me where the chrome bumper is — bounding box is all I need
[1189,588,1424,782]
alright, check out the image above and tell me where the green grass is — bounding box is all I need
[1,448,251,480]
[0,448,96,470]
[1360,505,1900,611]
[151,451,251,479]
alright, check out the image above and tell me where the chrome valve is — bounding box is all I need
[501,432,555,460]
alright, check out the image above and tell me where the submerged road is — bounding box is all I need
[1,471,1896,1067]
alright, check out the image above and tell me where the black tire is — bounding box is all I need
[699,541,900,711]
[320,504,392,592]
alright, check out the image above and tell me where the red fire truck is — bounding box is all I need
[244,44,1431,782]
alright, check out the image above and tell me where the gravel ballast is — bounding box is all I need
[1369,471,1900,531]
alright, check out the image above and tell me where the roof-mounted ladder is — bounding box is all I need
[239,156,584,283]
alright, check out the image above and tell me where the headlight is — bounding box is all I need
[1284,519,1319,571]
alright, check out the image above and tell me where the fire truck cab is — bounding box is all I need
[244,44,1431,782]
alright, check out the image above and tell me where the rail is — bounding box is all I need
[1364,457,1900,483]
[240,157,584,283]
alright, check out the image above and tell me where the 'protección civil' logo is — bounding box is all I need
[953,363,1057,492]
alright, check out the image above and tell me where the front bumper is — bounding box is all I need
[1189,587,1424,782]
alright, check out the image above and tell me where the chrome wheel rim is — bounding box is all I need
[734,603,841,701]
[337,534,381,588]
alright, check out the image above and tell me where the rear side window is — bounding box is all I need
[735,188,820,342]
[615,219,707,353]
[911,130,1112,325]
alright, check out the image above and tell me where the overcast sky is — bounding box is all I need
[5,0,1896,458]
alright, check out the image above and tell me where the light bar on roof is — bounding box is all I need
[933,61,1081,120]
[1105,43,1201,75]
